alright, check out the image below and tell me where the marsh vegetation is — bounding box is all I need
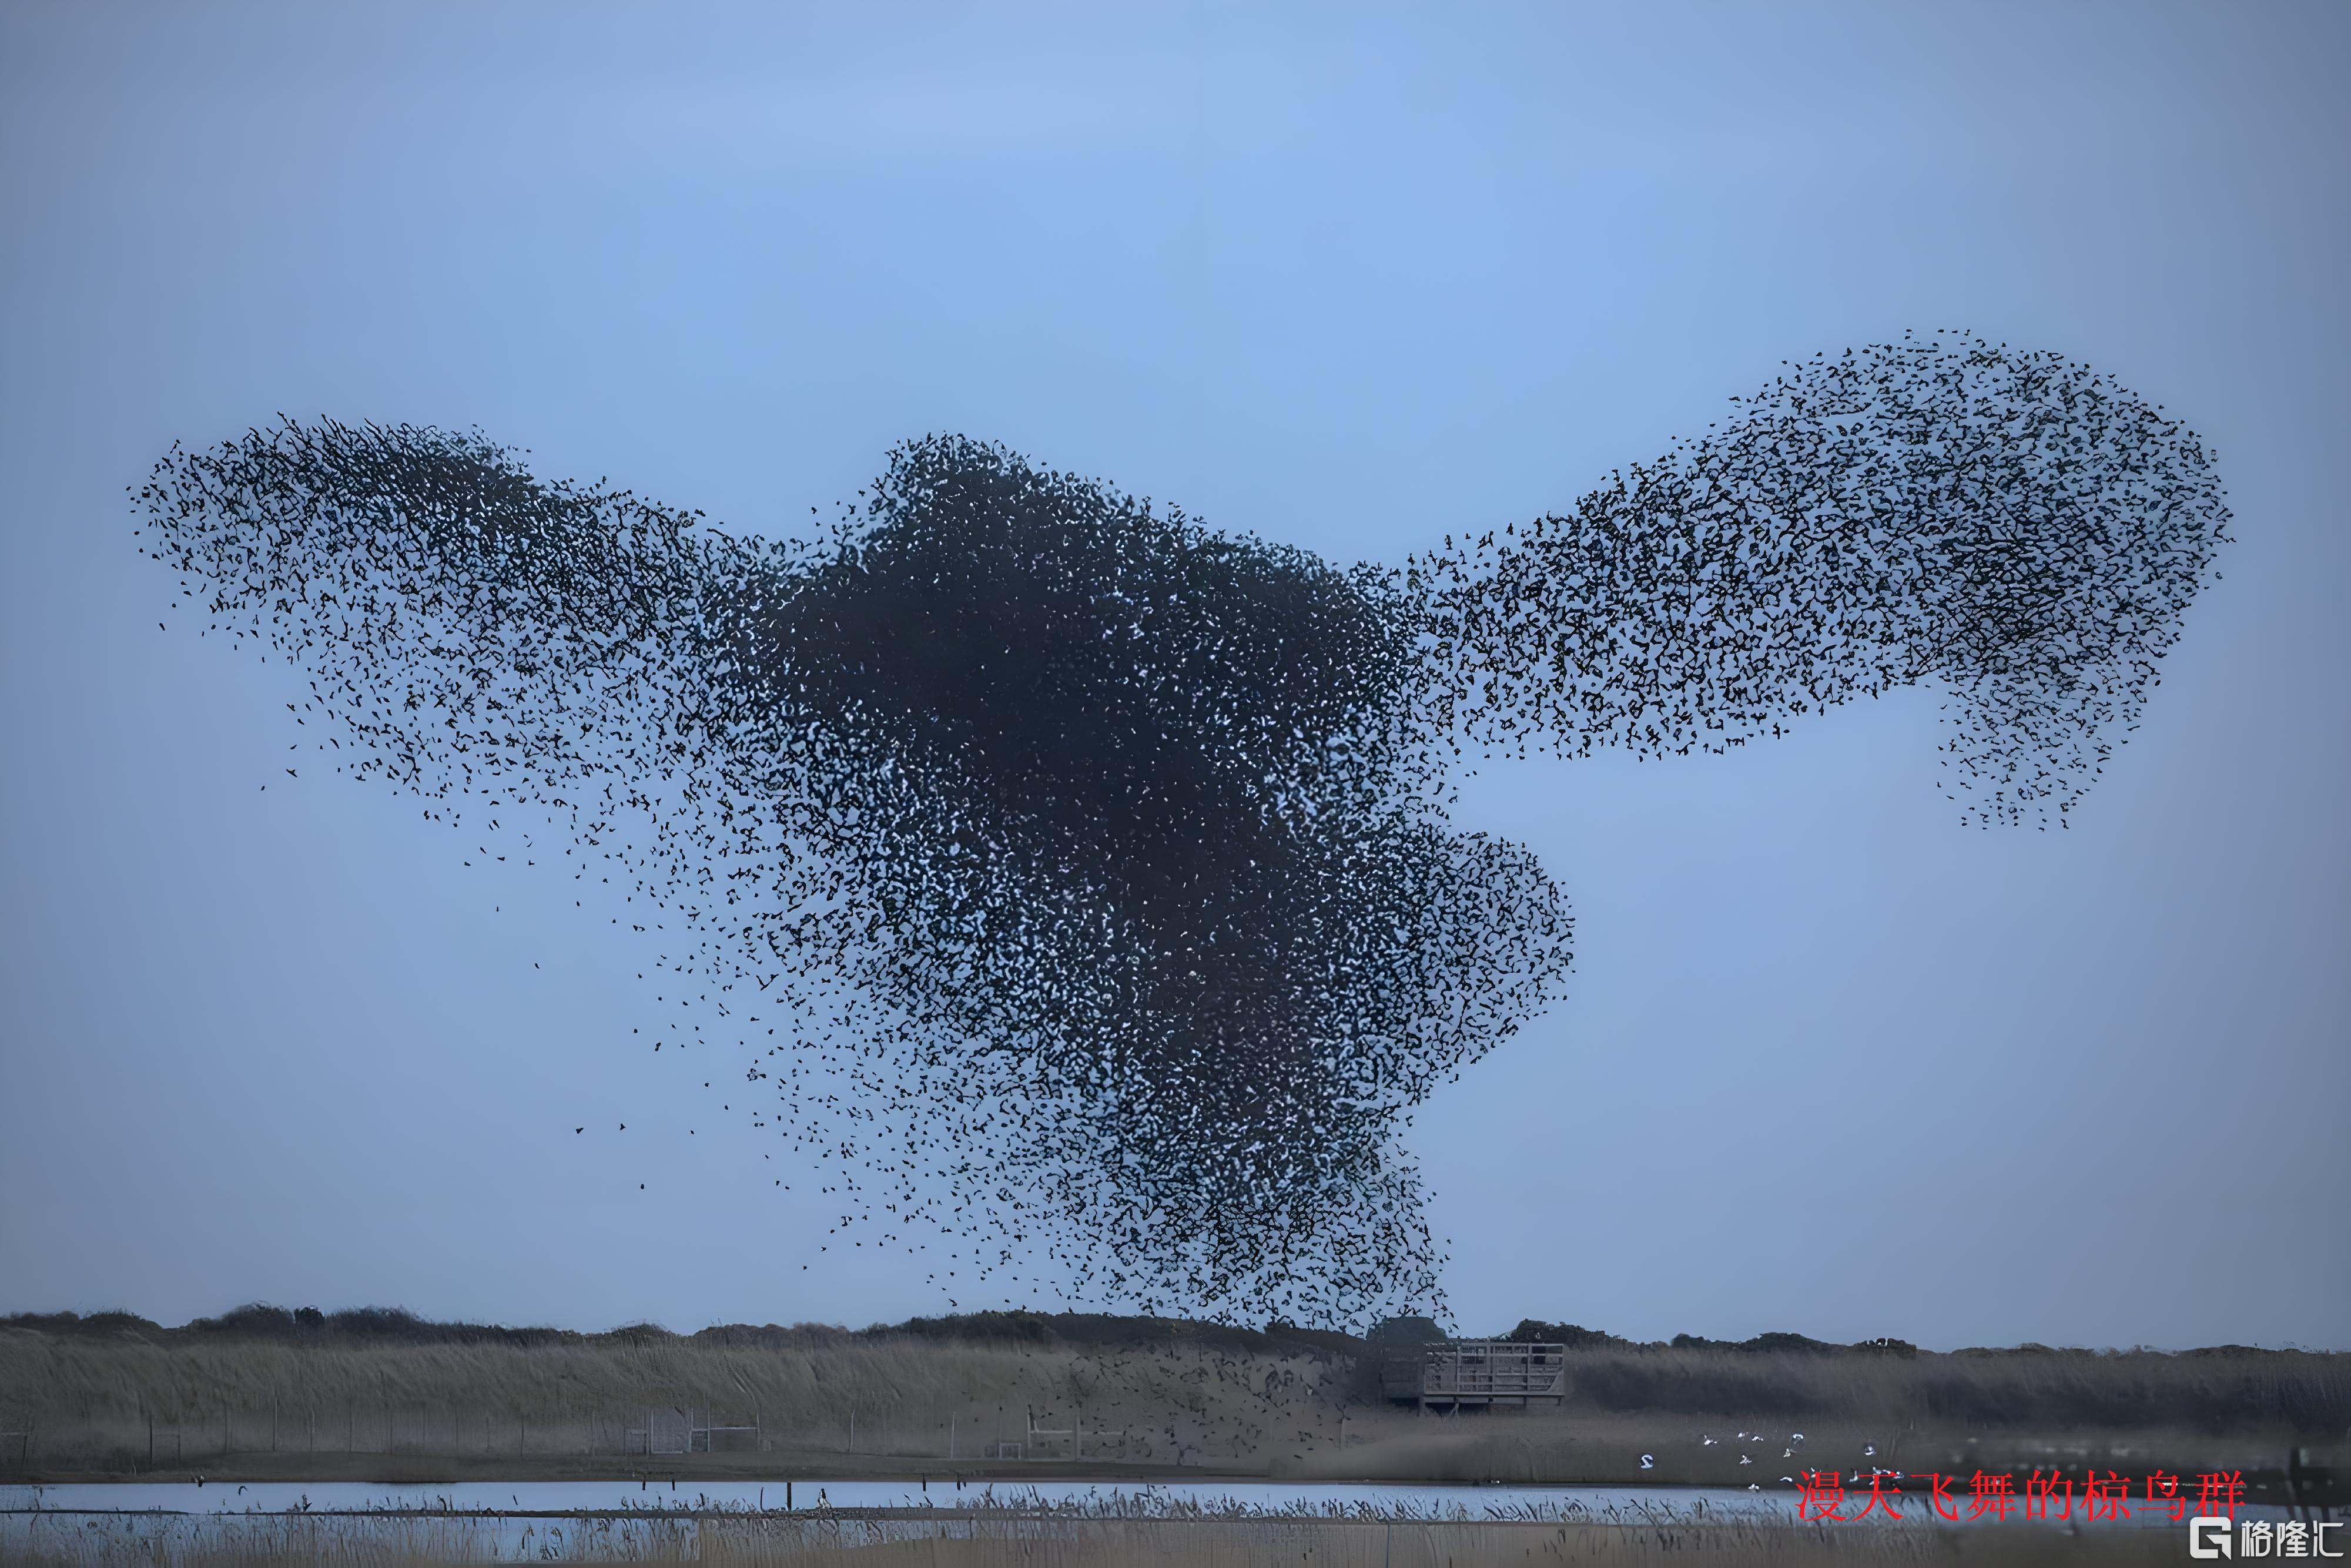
[4,1308,2340,1493]
[0,1510,2199,1567]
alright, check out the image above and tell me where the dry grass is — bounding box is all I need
[1529,1343,2348,1432]
[0,1512,2188,1566]
[3,1324,2342,1486]
[0,1329,1347,1472]
[1293,1412,2327,1498]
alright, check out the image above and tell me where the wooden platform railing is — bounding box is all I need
[1384,1341,1568,1408]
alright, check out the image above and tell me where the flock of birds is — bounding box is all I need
[133,333,2227,1329]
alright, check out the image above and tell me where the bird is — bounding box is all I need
[136,334,2229,1326]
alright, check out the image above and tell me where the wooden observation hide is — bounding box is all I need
[1382,1341,1568,1411]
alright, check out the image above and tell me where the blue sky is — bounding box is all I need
[2,2,2344,1348]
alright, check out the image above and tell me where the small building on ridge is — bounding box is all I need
[1380,1339,1568,1411]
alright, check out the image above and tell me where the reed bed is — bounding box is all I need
[4,1319,2342,1482]
[0,1329,1345,1469]
[0,1511,2184,1566]
[1539,1343,2348,1432]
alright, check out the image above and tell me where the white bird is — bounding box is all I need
[1640,1455,1655,1470]
[1740,1455,1753,1466]
[1703,1436,1717,1446]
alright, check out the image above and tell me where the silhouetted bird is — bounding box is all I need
[135,333,2228,1328]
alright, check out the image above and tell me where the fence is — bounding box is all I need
[626,1406,763,1455]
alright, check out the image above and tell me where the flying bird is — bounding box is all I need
[133,333,2228,1326]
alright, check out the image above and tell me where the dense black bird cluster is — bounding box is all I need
[1410,336,2230,823]
[133,334,2226,1328]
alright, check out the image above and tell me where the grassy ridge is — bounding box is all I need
[3,1308,2344,1485]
